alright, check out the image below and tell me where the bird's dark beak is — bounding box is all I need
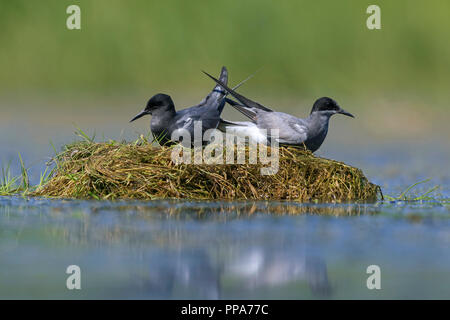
[130,110,150,123]
[338,108,354,118]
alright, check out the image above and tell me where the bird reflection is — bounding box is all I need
[139,246,331,299]
[21,199,358,299]
[226,248,331,297]
[138,249,220,299]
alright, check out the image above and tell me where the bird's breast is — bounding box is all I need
[305,127,328,152]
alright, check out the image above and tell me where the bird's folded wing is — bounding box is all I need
[266,122,308,145]
[174,116,193,129]
[193,66,229,108]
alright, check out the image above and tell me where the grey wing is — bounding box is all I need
[175,115,194,130]
[192,66,228,110]
[172,111,222,134]
[257,112,308,145]
[275,123,308,145]
[174,67,228,132]
[169,114,195,139]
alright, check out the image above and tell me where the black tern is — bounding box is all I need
[203,71,354,152]
[130,67,232,146]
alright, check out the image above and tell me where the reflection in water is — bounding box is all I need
[225,249,331,297]
[104,200,381,218]
[138,249,221,299]
[1,197,449,299]
[138,247,331,299]
[0,198,337,299]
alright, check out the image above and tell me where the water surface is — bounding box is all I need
[0,106,449,299]
[1,197,449,299]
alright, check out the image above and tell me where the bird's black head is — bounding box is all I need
[310,97,354,118]
[146,93,173,110]
[130,93,174,122]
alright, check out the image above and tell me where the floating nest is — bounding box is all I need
[33,140,381,202]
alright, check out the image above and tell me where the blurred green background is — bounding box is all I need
[1,0,449,103]
[0,0,449,154]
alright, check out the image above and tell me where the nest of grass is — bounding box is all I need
[33,140,381,202]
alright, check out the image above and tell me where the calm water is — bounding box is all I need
[1,197,449,299]
[0,108,449,299]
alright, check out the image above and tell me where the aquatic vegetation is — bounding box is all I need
[0,163,21,196]
[0,154,55,197]
[385,179,442,202]
[0,154,33,196]
[32,134,381,202]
